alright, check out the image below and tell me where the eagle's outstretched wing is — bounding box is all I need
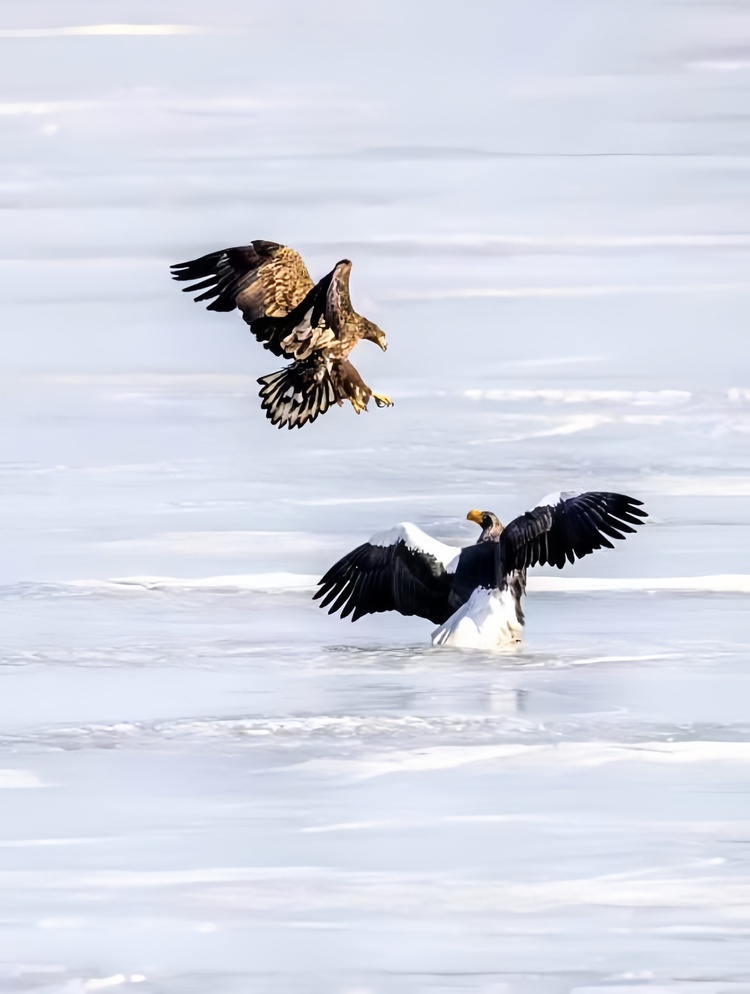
[497,491,647,576]
[314,523,461,624]
[171,240,312,317]
[171,244,352,362]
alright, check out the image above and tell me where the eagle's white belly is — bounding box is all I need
[431,587,523,649]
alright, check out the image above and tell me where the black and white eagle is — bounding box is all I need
[170,239,393,429]
[314,491,647,647]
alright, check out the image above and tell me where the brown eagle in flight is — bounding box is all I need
[170,240,393,429]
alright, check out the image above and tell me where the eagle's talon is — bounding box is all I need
[373,393,393,408]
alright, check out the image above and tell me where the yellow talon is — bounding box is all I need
[373,393,393,408]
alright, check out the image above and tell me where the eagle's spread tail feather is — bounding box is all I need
[258,358,338,430]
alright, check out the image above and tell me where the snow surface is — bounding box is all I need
[1,0,750,991]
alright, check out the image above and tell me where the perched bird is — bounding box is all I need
[314,491,647,648]
[170,239,393,429]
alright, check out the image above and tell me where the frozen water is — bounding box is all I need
[1,0,750,991]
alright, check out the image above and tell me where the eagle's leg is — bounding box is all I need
[342,374,372,415]
[348,389,368,414]
[333,360,391,415]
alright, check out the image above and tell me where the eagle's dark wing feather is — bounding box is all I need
[170,240,314,322]
[314,526,459,625]
[498,492,647,577]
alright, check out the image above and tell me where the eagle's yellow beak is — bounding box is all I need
[466,509,484,525]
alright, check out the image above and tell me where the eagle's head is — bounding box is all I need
[466,509,503,542]
[362,319,388,352]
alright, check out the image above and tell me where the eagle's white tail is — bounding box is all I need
[431,587,524,649]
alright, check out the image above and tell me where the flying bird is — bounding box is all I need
[170,239,393,429]
[315,491,647,648]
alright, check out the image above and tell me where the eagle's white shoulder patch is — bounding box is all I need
[369,522,460,569]
[534,490,580,509]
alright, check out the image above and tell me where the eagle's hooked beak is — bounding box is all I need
[379,338,388,352]
[466,509,483,525]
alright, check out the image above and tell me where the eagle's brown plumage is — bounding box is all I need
[170,240,393,429]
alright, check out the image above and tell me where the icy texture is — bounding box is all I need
[1,0,750,990]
